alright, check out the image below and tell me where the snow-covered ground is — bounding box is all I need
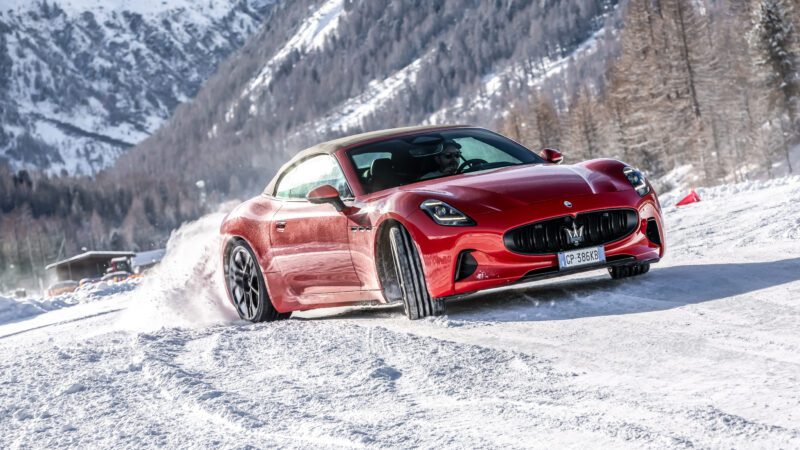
[1,177,800,448]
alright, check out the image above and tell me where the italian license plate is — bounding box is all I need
[558,246,606,269]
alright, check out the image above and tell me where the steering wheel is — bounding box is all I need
[457,158,487,173]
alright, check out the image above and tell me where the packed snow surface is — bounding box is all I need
[1,177,800,448]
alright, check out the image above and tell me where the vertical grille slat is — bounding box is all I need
[504,209,638,254]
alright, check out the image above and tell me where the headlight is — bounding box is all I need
[623,166,650,196]
[419,200,475,226]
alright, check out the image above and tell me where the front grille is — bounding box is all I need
[504,209,638,254]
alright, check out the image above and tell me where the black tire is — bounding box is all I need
[388,226,445,320]
[608,262,650,280]
[226,241,290,322]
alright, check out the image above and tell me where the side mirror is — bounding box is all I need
[307,185,345,212]
[539,148,563,164]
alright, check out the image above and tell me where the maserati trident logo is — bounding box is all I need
[564,221,585,247]
[564,201,573,208]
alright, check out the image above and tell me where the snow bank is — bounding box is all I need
[118,210,239,331]
[662,174,800,258]
[653,164,698,195]
[0,280,139,325]
[0,295,45,325]
[660,174,800,207]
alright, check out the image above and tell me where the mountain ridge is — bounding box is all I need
[0,0,275,175]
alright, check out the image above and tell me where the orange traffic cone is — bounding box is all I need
[676,189,701,206]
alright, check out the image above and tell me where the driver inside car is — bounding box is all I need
[420,140,462,180]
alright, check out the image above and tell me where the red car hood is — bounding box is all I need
[404,163,631,214]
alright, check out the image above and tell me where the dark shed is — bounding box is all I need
[45,251,136,282]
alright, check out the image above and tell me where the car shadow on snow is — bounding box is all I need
[297,258,800,323]
[440,257,800,322]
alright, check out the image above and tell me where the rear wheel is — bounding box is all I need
[608,262,650,280]
[226,241,289,322]
[388,226,445,320]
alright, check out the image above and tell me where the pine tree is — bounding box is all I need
[605,0,669,171]
[565,86,601,161]
[533,92,562,149]
[750,0,799,172]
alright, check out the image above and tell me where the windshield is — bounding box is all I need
[346,128,545,194]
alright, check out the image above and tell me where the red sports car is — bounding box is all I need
[220,125,664,321]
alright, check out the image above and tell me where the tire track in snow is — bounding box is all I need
[132,320,782,449]
[350,317,800,448]
[132,327,368,448]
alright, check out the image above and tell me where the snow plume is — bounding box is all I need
[119,209,239,331]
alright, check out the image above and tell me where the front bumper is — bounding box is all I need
[405,190,665,298]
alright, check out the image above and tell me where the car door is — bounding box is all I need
[269,154,362,299]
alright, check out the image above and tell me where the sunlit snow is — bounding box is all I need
[2,176,800,447]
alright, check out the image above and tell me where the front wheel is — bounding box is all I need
[388,226,445,320]
[226,241,289,322]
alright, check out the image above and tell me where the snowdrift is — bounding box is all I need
[0,280,139,325]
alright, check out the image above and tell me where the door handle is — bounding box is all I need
[276,221,286,232]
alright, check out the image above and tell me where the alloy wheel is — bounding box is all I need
[229,246,260,321]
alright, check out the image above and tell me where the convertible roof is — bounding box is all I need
[265,124,473,194]
[299,124,471,156]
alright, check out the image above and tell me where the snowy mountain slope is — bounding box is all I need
[287,53,430,141]
[114,0,620,193]
[242,0,343,100]
[276,22,613,150]
[0,0,273,175]
[293,23,612,139]
[280,7,619,144]
[428,25,615,126]
[1,176,799,448]
[212,0,345,139]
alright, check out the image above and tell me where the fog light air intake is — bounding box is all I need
[645,218,662,246]
[455,251,478,281]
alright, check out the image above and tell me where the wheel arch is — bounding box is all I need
[374,218,445,319]
[372,213,433,303]
[373,218,403,303]
[220,233,276,308]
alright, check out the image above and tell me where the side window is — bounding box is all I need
[352,152,392,170]
[275,155,351,200]
[455,137,522,164]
